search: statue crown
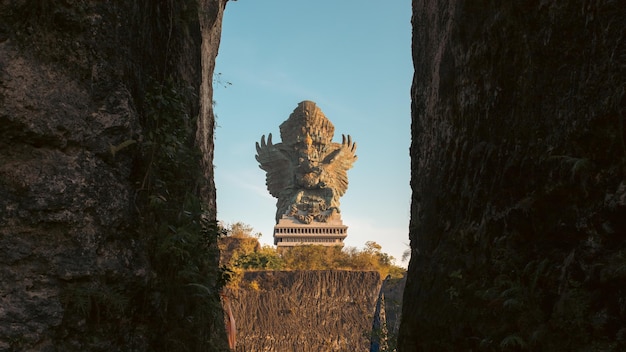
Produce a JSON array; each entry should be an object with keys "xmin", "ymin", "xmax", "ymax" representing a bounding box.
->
[{"xmin": 280, "ymin": 101, "xmax": 334, "ymax": 146}]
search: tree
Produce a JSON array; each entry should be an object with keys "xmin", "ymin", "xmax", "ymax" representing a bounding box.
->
[
  {"xmin": 225, "ymin": 221, "xmax": 257, "ymax": 238},
  {"xmin": 220, "ymin": 227, "xmax": 406, "ymax": 284},
  {"xmin": 233, "ymin": 245, "xmax": 284, "ymax": 270},
  {"xmin": 365, "ymin": 241, "xmax": 383, "ymax": 253},
  {"xmin": 281, "ymin": 245, "xmax": 345, "ymax": 270}
]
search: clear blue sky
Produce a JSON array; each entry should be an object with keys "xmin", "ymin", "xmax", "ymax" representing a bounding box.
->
[{"xmin": 213, "ymin": 0, "xmax": 412, "ymax": 266}]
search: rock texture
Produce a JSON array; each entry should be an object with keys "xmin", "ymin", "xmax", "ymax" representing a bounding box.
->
[
  {"xmin": 0, "ymin": 1, "xmax": 227, "ymax": 350},
  {"xmin": 0, "ymin": 38, "xmax": 142, "ymax": 351},
  {"xmin": 228, "ymin": 270, "xmax": 381, "ymax": 351},
  {"xmin": 400, "ymin": 1, "xmax": 625, "ymax": 351}
]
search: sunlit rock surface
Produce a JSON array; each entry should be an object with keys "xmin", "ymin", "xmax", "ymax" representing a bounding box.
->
[{"xmin": 228, "ymin": 270, "xmax": 381, "ymax": 351}]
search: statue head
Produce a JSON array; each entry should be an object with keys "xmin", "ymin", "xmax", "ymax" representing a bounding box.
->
[{"xmin": 279, "ymin": 100, "xmax": 334, "ymax": 147}]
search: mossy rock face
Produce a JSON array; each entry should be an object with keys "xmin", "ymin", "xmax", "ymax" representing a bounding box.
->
[
  {"xmin": 0, "ymin": 1, "xmax": 229, "ymax": 350},
  {"xmin": 400, "ymin": 1, "xmax": 626, "ymax": 351}
]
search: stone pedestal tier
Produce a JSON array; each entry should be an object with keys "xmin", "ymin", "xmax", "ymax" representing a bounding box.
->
[{"xmin": 273, "ymin": 215, "xmax": 347, "ymax": 248}]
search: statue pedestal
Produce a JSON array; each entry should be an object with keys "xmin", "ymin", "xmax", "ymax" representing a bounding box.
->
[{"xmin": 273, "ymin": 215, "xmax": 347, "ymax": 249}]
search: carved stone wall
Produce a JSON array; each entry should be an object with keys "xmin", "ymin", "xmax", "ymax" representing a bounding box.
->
[
  {"xmin": 228, "ymin": 270, "xmax": 381, "ymax": 351},
  {"xmin": 400, "ymin": 1, "xmax": 625, "ymax": 350}
]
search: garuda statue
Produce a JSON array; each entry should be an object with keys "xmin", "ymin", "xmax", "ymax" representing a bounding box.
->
[{"xmin": 255, "ymin": 101, "xmax": 357, "ymax": 224}]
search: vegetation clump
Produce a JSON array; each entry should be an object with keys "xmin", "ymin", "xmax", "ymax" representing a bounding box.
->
[
  {"xmin": 218, "ymin": 222, "xmax": 406, "ymax": 287},
  {"xmin": 133, "ymin": 78, "xmax": 228, "ymax": 351}
]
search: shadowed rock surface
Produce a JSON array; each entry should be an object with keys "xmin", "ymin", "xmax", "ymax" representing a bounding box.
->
[
  {"xmin": 0, "ymin": 1, "xmax": 228, "ymax": 350},
  {"xmin": 228, "ymin": 270, "xmax": 381, "ymax": 351},
  {"xmin": 400, "ymin": 1, "xmax": 626, "ymax": 351}
]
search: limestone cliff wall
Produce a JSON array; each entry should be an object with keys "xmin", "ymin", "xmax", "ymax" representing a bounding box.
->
[
  {"xmin": 400, "ymin": 1, "xmax": 625, "ymax": 351},
  {"xmin": 0, "ymin": 1, "xmax": 227, "ymax": 350},
  {"xmin": 228, "ymin": 270, "xmax": 381, "ymax": 351}
]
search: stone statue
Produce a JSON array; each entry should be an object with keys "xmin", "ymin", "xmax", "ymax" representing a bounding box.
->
[{"xmin": 256, "ymin": 101, "xmax": 357, "ymax": 224}]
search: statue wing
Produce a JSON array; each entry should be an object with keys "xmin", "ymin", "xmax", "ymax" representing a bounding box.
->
[
  {"xmin": 322, "ymin": 134, "xmax": 357, "ymax": 198},
  {"xmin": 255, "ymin": 133, "xmax": 293, "ymax": 198}
]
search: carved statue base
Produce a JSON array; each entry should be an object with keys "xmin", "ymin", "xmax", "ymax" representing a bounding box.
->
[{"xmin": 273, "ymin": 214, "xmax": 348, "ymax": 249}]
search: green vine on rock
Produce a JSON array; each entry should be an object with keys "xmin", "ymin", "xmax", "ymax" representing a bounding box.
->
[{"xmin": 136, "ymin": 77, "xmax": 228, "ymax": 351}]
